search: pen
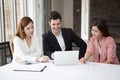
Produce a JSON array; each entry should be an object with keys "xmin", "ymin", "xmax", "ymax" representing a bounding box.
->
[
  {"xmin": 40, "ymin": 66, "xmax": 47, "ymax": 72},
  {"xmin": 13, "ymin": 69, "xmax": 41, "ymax": 72}
]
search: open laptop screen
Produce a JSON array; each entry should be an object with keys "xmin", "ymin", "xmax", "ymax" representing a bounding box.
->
[{"xmin": 53, "ymin": 51, "xmax": 79, "ymax": 66}]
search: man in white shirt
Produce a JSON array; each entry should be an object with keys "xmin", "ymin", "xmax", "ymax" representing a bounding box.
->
[{"xmin": 42, "ymin": 11, "xmax": 87, "ymax": 59}]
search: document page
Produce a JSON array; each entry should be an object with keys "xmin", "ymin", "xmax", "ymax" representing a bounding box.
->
[{"xmin": 13, "ymin": 63, "xmax": 47, "ymax": 72}]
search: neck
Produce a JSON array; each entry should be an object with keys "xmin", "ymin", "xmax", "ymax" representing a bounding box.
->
[
  {"xmin": 97, "ymin": 36, "xmax": 103, "ymax": 47},
  {"xmin": 98, "ymin": 36, "xmax": 103, "ymax": 42},
  {"xmin": 55, "ymin": 32, "xmax": 60, "ymax": 36},
  {"xmin": 25, "ymin": 36, "xmax": 32, "ymax": 47},
  {"xmin": 52, "ymin": 30, "xmax": 61, "ymax": 36},
  {"xmin": 25, "ymin": 36, "xmax": 31, "ymax": 40}
]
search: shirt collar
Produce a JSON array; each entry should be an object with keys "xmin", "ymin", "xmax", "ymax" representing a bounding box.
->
[{"xmin": 52, "ymin": 29, "xmax": 62, "ymax": 37}]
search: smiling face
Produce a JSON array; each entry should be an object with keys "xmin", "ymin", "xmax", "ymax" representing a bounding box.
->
[
  {"xmin": 49, "ymin": 19, "xmax": 61, "ymax": 35},
  {"xmin": 91, "ymin": 26, "xmax": 103, "ymax": 39},
  {"xmin": 24, "ymin": 22, "xmax": 34, "ymax": 38}
]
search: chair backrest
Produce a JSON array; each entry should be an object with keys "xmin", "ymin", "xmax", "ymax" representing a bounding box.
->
[
  {"xmin": 0, "ymin": 41, "xmax": 12, "ymax": 66},
  {"xmin": 116, "ymin": 43, "xmax": 120, "ymax": 62}
]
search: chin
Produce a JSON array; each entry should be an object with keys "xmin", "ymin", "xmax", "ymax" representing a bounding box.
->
[
  {"xmin": 92, "ymin": 36, "xmax": 96, "ymax": 39},
  {"xmin": 29, "ymin": 34, "xmax": 33, "ymax": 37}
]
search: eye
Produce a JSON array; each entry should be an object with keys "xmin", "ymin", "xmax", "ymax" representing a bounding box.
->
[
  {"xmin": 57, "ymin": 23, "xmax": 60, "ymax": 25},
  {"xmin": 51, "ymin": 23, "xmax": 55, "ymax": 26},
  {"xmin": 26, "ymin": 27, "xmax": 30, "ymax": 30},
  {"xmin": 31, "ymin": 26, "xmax": 34, "ymax": 29}
]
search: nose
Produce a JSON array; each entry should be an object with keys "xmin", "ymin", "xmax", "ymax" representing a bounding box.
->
[
  {"xmin": 54, "ymin": 25, "xmax": 58, "ymax": 29},
  {"xmin": 30, "ymin": 28, "xmax": 34, "ymax": 32}
]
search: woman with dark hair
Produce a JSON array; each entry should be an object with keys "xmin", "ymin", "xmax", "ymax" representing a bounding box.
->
[
  {"xmin": 12, "ymin": 16, "xmax": 49, "ymax": 63},
  {"xmin": 80, "ymin": 20, "xmax": 119, "ymax": 64}
]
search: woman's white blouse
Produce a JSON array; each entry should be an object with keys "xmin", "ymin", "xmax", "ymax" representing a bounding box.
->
[{"xmin": 12, "ymin": 35, "xmax": 42, "ymax": 62}]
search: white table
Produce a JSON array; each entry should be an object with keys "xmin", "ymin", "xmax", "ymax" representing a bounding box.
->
[{"xmin": 0, "ymin": 61, "xmax": 120, "ymax": 80}]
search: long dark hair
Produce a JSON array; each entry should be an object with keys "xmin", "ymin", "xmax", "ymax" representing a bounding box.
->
[{"xmin": 92, "ymin": 20, "xmax": 111, "ymax": 37}]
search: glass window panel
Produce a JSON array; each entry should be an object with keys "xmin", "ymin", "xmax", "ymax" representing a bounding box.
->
[{"xmin": 3, "ymin": 0, "xmax": 21, "ymax": 42}]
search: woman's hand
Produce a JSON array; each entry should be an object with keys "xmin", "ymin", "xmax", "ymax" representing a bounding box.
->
[
  {"xmin": 15, "ymin": 56, "xmax": 21, "ymax": 62},
  {"xmin": 41, "ymin": 56, "xmax": 50, "ymax": 62},
  {"xmin": 36, "ymin": 56, "xmax": 50, "ymax": 62},
  {"xmin": 80, "ymin": 57, "xmax": 86, "ymax": 64}
]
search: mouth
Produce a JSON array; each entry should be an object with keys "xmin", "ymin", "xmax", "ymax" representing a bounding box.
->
[
  {"xmin": 92, "ymin": 35, "xmax": 96, "ymax": 38},
  {"xmin": 29, "ymin": 33, "xmax": 33, "ymax": 35}
]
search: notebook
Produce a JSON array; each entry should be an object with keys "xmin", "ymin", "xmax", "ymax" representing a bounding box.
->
[
  {"xmin": 13, "ymin": 62, "xmax": 47, "ymax": 72},
  {"xmin": 53, "ymin": 51, "xmax": 79, "ymax": 66}
]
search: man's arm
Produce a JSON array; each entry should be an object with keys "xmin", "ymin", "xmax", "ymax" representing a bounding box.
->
[
  {"xmin": 71, "ymin": 29, "xmax": 87, "ymax": 59},
  {"xmin": 42, "ymin": 34, "xmax": 54, "ymax": 59}
]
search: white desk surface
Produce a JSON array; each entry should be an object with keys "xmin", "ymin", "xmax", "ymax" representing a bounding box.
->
[{"xmin": 0, "ymin": 61, "xmax": 120, "ymax": 80}]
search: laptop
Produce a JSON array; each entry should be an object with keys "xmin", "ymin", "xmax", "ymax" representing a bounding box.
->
[{"xmin": 53, "ymin": 51, "xmax": 79, "ymax": 66}]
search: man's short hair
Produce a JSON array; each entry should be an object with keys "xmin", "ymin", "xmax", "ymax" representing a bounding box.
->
[{"xmin": 49, "ymin": 11, "xmax": 62, "ymax": 21}]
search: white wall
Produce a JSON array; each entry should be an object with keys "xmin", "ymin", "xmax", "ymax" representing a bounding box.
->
[
  {"xmin": 52, "ymin": 0, "xmax": 90, "ymax": 42},
  {"xmin": 26, "ymin": 0, "xmax": 34, "ymax": 20},
  {"xmin": 81, "ymin": 0, "xmax": 90, "ymax": 41},
  {"xmin": 20, "ymin": 0, "xmax": 90, "ymax": 50},
  {"xmin": 52, "ymin": 0, "xmax": 73, "ymax": 29},
  {"xmin": 20, "ymin": 0, "xmax": 44, "ymax": 53},
  {"xmin": 0, "ymin": 0, "xmax": 4, "ymax": 42},
  {"xmin": 52, "ymin": 0, "xmax": 64, "ymax": 26},
  {"xmin": 34, "ymin": 0, "xmax": 44, "ymax": 53},
  {"xmin": 63, "ymin": 0, "xmax": 73, "ymax": 29}
]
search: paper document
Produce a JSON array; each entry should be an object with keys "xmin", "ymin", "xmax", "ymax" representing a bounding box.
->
[{"xmin": 13, "ymin": 63, "xmax": 47, "ymax": 72}]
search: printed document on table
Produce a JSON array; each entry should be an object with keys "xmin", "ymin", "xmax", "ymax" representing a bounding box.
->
[{"xmin": 13, "ymin": 63, "xmax": 46, "ymax": 72}]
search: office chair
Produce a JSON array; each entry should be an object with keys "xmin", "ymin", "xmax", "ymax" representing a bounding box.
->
[
  {"xmin": 116, "ymin": 43, "xmax": 120, "ymax": 62},
  {"xmin": 0, "ymin": 41, "xmax": 13, "ymax": 66}
]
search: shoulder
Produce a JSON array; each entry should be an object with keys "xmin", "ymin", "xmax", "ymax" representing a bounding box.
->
[
  {"xmin": 61, "ymin": 28, "xmax": 72, "ymax": 31},
  {"xmin": 13, "ymin": 36, "xmax": 24, "ymax": 44},
  {"xmin": 61, "ymin": 28, "xmax": 74, "ymax": 35},
  {"xmin": 104, "ymin": 36, "xmax": 116, "ymax": 49},
  {"xmin": 14, "ymin": 36, "xmax": 23, "ymax": 42},
  {"xmin": 106, "ymin": 36, "xmax": 114, "ymax": 40},
  {"xmin": 42, "ymin": 30, "xmax": 52, "ymax": 37},
  {"xmin": 105, "ymin": 36, "xmax": 115, "ymax": 44}
]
